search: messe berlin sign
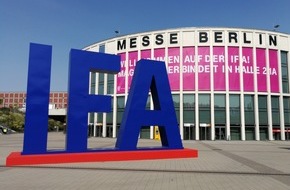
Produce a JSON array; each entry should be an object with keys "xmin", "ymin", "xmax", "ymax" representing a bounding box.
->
[{"xmin": 6, "ymin": 43, "xmax": 197, "ymax": 166}]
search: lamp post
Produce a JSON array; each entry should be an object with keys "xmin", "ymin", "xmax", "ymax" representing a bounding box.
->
[
  {"xmin": 115, "ymin": 30, "xmax": 119, "ymax": 37},
  {"xmin": 273, "ymin": 25, "xmax": 280, "ymax": 31}
]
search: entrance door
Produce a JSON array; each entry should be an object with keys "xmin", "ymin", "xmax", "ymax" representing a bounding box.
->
[
  {"xmin": 183, "ymin": 124, "xmax": 195, "ymax": 140},
  {"xmin": 106, "ymin": 125, "xmax": 113, "ymax": 137},
  {"xmin": 259, "ymin": 127, "xmax": 268, "ymax": 140},
  {"xmin": 95, "ymin": 125, "xmax": 103, "ymax": 137},
  {"xmin": 285, "ymin": 128, "xmax": 290, "ymax": 140},
  {"xmin": 88, "ymin": 124, "xmax": 94, "ymax": 137},
  {"xmin": 245, "ymin": 127, "xmax": 255, "ymax": 140},
  {"xmin": 273, "ymin": 128, "xmax": 281, "ymax": 140},
  {"xmin": 215, "ymin": 126, "xmax": 226, "ymax": 140},
  {"xmin": 199, "ymin": 124, "xmax": 211, "ymax": 140}
]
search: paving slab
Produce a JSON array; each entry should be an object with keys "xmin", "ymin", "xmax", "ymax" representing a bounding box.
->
[{"xmin": 0, "ymin": 132, "xmax": 289, "ymax": 190}]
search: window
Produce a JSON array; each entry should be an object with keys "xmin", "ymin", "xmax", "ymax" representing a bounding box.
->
[
  {"xmin": 107, "ymin": 74, "xmax": 114, "ymax": 94},
  {"xmin": 117, "ymin": 96, "xmax": 125, "ymax": 124},
  {"xmin": 90, "ymin": 72, "xmax": 96, "ymax": 94},
  {"xmin": 283, "ymin": 97, "xmax": 290, "ymax": 126},
  {"xmin": 183, "ymin": 94, "xmax": 195, "ymax": 123},
  {"xmin": 244, "ymin": 95, "xmax": 255, "ymax": 125},
  {"xmin": 215, "ymin": 94, "xmax": 226, "ymax": 125},
  {"xmin": 199, "ymin": 94, "xmax": 210, "ymax": 124},
  {"xmin": 281, "ymin": 51, "xmax": 289, "ymax": 93},
  {"xmin": 172, "ymin": 95, "xmax": 180, "ymax": 123},
  {"xmin": 99, "ymin": 44, "xmax": 105, "ymax": 53},
  {"xmin": 98, "ymin": 73, "xmax": 104, "ymax": 95},
  {"xmin": 230, "ymin": 95, "xmax": 240, "ymax": 125},
  {"xmin": 106, "ymin": 97, "xmax": 114, "ymax": 125},
  {"xmin": 271, "ymin": 96, "xmax": 280, "ymax": 125},
  {"xmin": 89, "ymin": 112, "xmax": 95, "ymax": 123},
  {"xmin": 258, "ymin": 96, "xmax": 268, "ymax": 125}
]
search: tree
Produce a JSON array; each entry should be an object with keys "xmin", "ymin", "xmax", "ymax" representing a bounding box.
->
[
  {"xmin": 48, "ymin": 119, "xmax": 64, "ymax": 131},
  {"xmin": 0, "ymin": 108, "xmax": 25, "ymax": 132},
  {"xmin": 0, "ymin": 108, "xmax": 65, "ymax": 132}
]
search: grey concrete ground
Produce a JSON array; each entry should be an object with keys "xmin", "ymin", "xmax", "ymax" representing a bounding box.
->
[{"xmin": 0, "ymin": 132, "xmax": 290, "ymax": 190}]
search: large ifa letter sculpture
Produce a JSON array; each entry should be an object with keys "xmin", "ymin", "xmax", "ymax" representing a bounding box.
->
[{"xmin": 6, "ymin": 43, "xmax": 197, "ymax": 166}]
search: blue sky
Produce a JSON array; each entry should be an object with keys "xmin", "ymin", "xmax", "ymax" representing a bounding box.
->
[{"xmin": 1, "ymin": 0, "xmax": 290, "ymax": 91}]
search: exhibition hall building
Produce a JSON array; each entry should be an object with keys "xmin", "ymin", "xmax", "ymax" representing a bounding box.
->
[{"xmin": 84, "ymin": 27, "xmax": 290, "ymax": 141}]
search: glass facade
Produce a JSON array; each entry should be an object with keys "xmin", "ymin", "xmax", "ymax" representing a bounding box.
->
[
  {"xmin": 172, "ymin": 95, "xmax": 180, "ymax": 123},
  {"xmin": 116, "ymin": 96, "xmax": 125, "ymax": 137},
  {"xmin": 89, "ymin": 72, "xmax": 96, "ymax": 125},
  {"xmin": 271, "ymin": 96, "xmax": 280, "ymax": 126},
  {"xmin": 183, "ymin": 94, "xmax": 195, "ymax": 140},
  {"xmin": 230, "ymin": 95, "xmax": 241, "ymax": 140},
  {"xmin": 244, "ymin": 95, "xmax": 255, "ymax": 140},
  {"xmin": 117, "ymin": 97, "xmax": 125, "ymax": 125},
  {"xmin": 258, "ymin": 95, "xmax": 268, "ymax": 140},
  {"xmin": 214, "ymin": 95, "xmax": 226, "ymax": 125},
  {"xmin": 281, "ymin": 51, "xmax": 289, "ymax": 93},
  {"xmin": 284, "ymin": 97, "xmax": 290, "ymax": 140},
  {"xmin": 139, "ymin": 96, "xmax": 151, "ymax": 139},
  {"xmin": 183, "ymin": 94, "xmax": 195, "ymax": 124},
  {"xmin": 272, "ymin": 96, "xmax": 280, "ymax": 140},
  {"xmin": 230, "ymin": 95, "xmax": 240, "ymax": 126},
  {"xmin": 97, "ymin": 73, "xmax": 104, "ymax": 124},
  {"xmin": 283, "ymin": 97, "xmax": 290, "ymax": 126},
  {"xmin": 244, "ymin": 95, "xmax": 255, "ymax": 125},
  {"xmin": 199, "ymin": 94, "xmax": 211, "ymax": 140},
  {"xmin": 214, "ymin": 94, "xmax": 226, "ymax": 140}
]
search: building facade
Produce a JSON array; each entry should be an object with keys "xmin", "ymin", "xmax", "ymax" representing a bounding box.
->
[
  {"xmin": 83, "ymin": 27, "xmax": 290, "ymax": 141},
  {"xmin": 0, "ymin": 92, "xmax": 67, "ymax": 110}
]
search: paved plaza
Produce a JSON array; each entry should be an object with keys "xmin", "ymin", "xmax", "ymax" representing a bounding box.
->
[{"xmin": 0, "ymin": 132, "xmax": 290, "ymax": 190}]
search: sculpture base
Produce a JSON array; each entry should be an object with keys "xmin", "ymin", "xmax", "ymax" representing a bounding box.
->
[{"xmin": 6, "ymin": 148, "xmax": 198, "ymax": 166}]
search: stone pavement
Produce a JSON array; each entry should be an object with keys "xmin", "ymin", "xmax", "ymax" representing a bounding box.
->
[{"xmin": 0, "ymin": 132, "xmax": 290, "ymax": 190}]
